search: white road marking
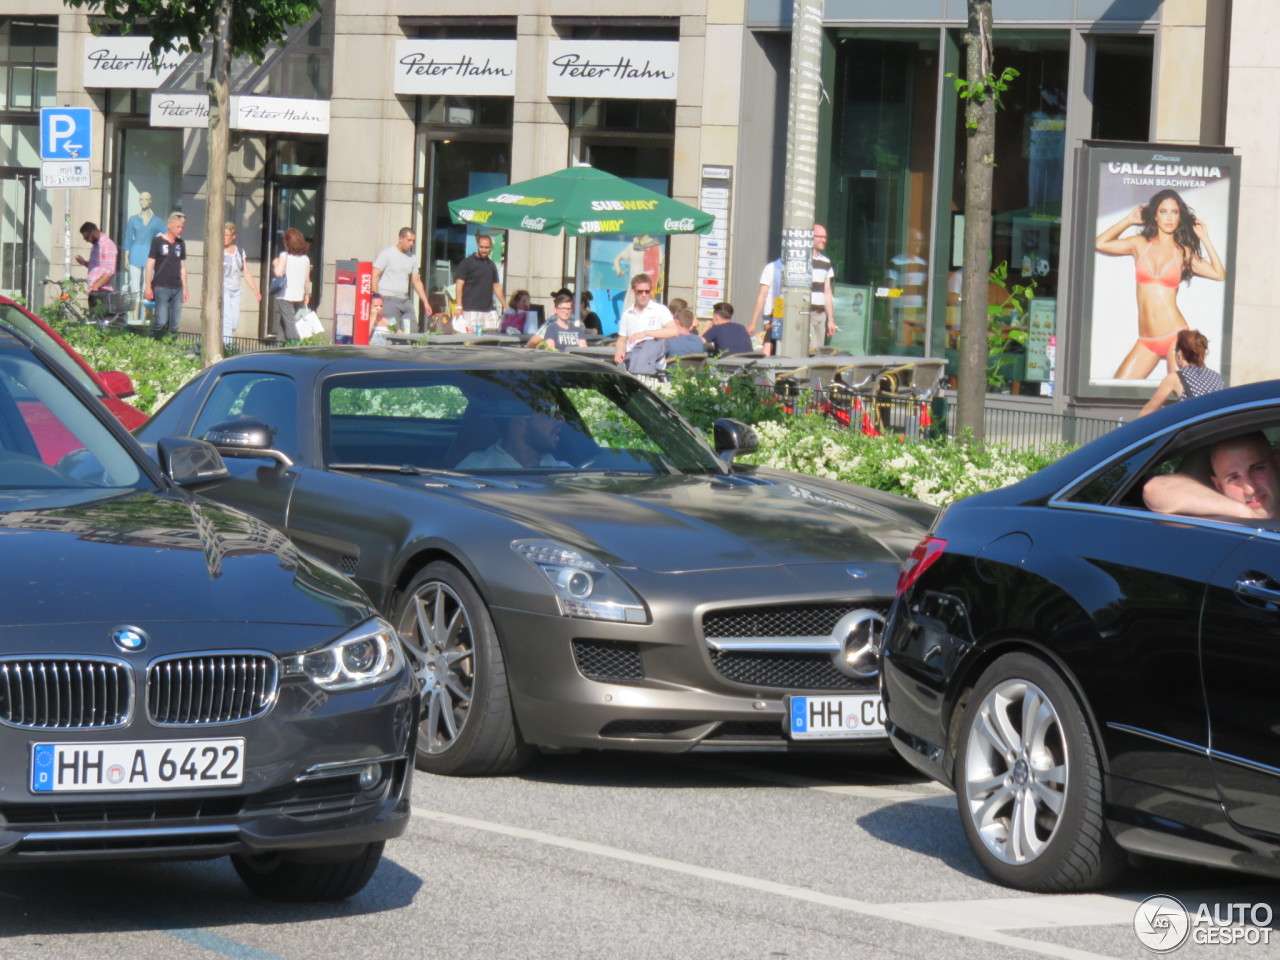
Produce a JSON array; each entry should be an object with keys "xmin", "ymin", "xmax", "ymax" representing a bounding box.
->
[
  {"xmin": 887, "ymin": 894, "xmax": 1141, "ymax": 930},
  {"xmin": 414, "ymin": 807, "xmax": 1124, "ymax": 960},
  {"xmin": 689, "ymin": 760, "xmax": 954, "ymax": 801}
]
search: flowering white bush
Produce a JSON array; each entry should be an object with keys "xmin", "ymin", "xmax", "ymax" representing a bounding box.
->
[{"xmin": 734, "ymin": 415, "xmax": 1066, "ymax": 506}]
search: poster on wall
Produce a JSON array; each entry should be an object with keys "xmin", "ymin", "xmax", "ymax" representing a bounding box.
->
[{"xmin": 1074, "ymin": 143, "xmax": 1238, "ymax": 400}]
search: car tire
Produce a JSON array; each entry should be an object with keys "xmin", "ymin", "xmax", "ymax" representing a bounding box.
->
[
  {"xmin": 396, "ymin": 561, "xmax": 534, "ymax": 776},
  {"xmin": 231, "ymin": 842, "xmax": 384, "ymax": 902},
  {"xmin": 955, "ymin": 652, "xmax": 1124, "ymax": 892}
]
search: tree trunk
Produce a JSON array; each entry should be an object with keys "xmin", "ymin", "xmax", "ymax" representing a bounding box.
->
[
  {"xmin": 201, "ymin": 0, "xmax": 232, "ymax": 367},
  {"xmin": 955, "ymin": 0, "xmax": 995, "ymax": 442}
]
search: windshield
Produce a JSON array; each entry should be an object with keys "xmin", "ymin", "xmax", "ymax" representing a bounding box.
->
[
  {"xmin": 323, "ymin": 368, "xmax": 726, "ymax": 476},
  {"xmin": 0, "ymin": 343, "xmax": 149, "ymax": 502},
  {"xmin": 0, "ymin": 303, "xmax": 106, "ymax": 399}
]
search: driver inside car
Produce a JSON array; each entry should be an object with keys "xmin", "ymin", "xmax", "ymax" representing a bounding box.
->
[
  {"xmin": 1143, "ymin": 430, "xmax": 1280, "ymax": 520},
  {"xmin": 455, "ymin": 400, "xmax": 575, "ymax": 471}
]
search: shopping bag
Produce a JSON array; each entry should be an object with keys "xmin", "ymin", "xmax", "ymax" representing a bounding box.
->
[{"xmin": 294, "ymin": 309, "xmax": 323, "ymax": 339}]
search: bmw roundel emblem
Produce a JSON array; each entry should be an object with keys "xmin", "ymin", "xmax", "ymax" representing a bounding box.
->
[{"xmin": 111, "ymin": 626, "xmax": 147, "ymax": 652}]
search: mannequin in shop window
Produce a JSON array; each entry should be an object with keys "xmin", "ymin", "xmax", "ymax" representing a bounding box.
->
[{"xmin": 122, "ymin": 191, "xmax": 166, "ymax": 323}]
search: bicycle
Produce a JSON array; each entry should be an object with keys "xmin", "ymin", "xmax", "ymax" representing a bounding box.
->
[{"xmin": 43, "ymin": 277, "xmax": 134, "ymax": 328}]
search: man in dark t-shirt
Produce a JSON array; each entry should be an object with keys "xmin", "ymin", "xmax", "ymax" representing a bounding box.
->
[
  {"xmin": 453, "ymin": 235, "xmax": 506, "ymax": 333},
  {"xmin": 144, "ymin": 211, "xmax": 187, "ymax": 339},
  {"xmin": 702, "ymin": 301, "xmax": 753, "ymax": 357}
]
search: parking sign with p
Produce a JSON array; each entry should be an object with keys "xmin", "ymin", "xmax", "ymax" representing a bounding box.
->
[{"xmin": 40, "ymin": 108, "xmax": 92, "ymax": 161}]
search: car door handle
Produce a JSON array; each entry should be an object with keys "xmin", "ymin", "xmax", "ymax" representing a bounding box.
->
[{"xmin": 1234, "ymin": 576, "xmax": 1280, "ymax": 604}]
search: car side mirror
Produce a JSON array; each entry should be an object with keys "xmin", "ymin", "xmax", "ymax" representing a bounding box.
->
[
  {"xmin": 98, "ymin": 370, "xmax": 136, "ymax": 399},
  {"xmin": 713, "ymin": 418, "xmax": 758, "ymax": 464},
  {"xmin": 203, "ymin": 416, "xmax": 294, "ymax": 467},
  {"xmin": 157, "ymin": 436, "xmax": 230, "ymax": 487}
]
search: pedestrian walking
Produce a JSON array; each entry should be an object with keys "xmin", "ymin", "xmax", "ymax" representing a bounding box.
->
[
  {"xmin": 222, "ymin": 222, "xmax": 261, "ymax": 346},
  {"xmin": 453, "ymin": 234, "xmax": 506, "ymax": 333},
  {"xmin": 76, "ymin": 221, "xmax": 117, "ymax": 320},
  {"xmin": 271, "ymin": 227, "xmax": 311, "ymax": 342},
  {"xmin": 372, "ymin": 227, "xmax": 430, "ymax": 333},
  {"xmin": 143, "ymin": 211, "xmax": 187, "ymax": 338}
]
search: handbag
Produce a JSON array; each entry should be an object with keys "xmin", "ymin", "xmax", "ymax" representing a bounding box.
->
[
  {"xmin": 294, "ymin": 308, "xmax": 323, "ymax": 339},
  {"xmin": 269, "ymin": 275, "xmax": 286, "ymax": 296}
]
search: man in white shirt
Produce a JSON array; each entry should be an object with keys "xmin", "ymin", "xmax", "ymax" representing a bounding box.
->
[{"xmin": 613, "ymin": 273, "xmax": 674, "ymax": 374}]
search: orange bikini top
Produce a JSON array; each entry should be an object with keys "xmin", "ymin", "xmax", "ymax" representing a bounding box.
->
[{"xmin": 1135, "ymin": 241, "xmax": 1181, "ymax": 288}]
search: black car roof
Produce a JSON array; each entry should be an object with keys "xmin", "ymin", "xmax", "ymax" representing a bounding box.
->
[
  {"xmin": 958, "ymin": 379, "xmax": 1280, "ymax": 506},
  {"xmin": 215, "ymin": 344, "xmax": 616, "ymax": 377}
]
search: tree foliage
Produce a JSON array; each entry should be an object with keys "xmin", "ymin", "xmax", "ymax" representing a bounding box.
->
[{"xmin": 62, "ymin": 0, "xmax": 321, "ymax": 62}]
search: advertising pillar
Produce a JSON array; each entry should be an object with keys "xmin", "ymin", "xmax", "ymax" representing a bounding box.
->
[{"xmin": 334, "ymin": 259, "xmax": 373, "ymax": 344}]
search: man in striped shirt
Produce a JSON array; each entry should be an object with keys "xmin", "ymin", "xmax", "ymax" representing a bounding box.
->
[{"xmin": 78, "ymin": 221, "xmax": 118, "ymax": 320}]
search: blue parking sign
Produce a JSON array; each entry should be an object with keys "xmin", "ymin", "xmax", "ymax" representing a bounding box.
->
[{"xmin": 40, "ymin": 107, "xmax": 92, "ymax": 161}]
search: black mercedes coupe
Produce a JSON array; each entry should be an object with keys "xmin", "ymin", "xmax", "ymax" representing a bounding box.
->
[
  {"xmin": 883, "ymin": 379, "xmax": 1280, "ymax": 891},
  {"xmin": 137, "ymin": 346, "xmax": 936, "ymax": 776},
  {"xmin": 0, "ymin": 323, "xmax": 417, "ymax": 901}
]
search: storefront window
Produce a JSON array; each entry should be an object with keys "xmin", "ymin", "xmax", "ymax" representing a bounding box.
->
[
  {"xmin": 112, "ymin": 127, "xmax": 182, "ymax": 318},
  {"xmin": 944, "ymin": 33, "xmax": 1069, "ymax": 396},
  {"xmin": 420, "ymin": 96, "xmax": 512, "ymax": 316},
  {"xmin": 826, "ymin": 32, "xmax": 940, "ymax": 358},
  {"xmin": 0, "ymin": 19, "xmax": 56, "ymax": 112}
]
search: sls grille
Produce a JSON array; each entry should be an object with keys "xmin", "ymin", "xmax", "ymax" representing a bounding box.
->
[
  {"xmin": 709, "ymin": 650, "xmax": 875, "ymax": 691},
  {"xmin": 703, "ymin": 603, "xmax": 890, "ymax": 640},
  {"xmin": 0, "ymin": 658, "xmax": 130, "ymax": 729},
  {"xmin": 147, "ymin": 654, "xmax": 277, "ymax": 725},
  {"xmin": 572, "ymin": 641, "xmax": 644, "ymax": 684}
]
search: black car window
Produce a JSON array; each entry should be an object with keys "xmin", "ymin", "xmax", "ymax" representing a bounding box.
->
[
  {"xmin": 0, "ymin": 303, "xmax": 105, "ymax": 398},
  {"xmin": 192, "ymin": 372, "xmax": 298, "ymax": 459},
  {"xmin": 1064, "ymin": 441, "xmax": 1161, "ymax": 507},
  {"xmin": 320, "ymin": 369, "xmax": 726, "ymax": 475}
]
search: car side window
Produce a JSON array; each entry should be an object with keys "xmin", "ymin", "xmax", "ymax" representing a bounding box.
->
[
  {"xmin": 1065, "ymin": 442, "xmax": 1160, "ymax": 507},
  {"xmin": 193, "ymin": 372, "xmax": 298, "ymax": 459}
]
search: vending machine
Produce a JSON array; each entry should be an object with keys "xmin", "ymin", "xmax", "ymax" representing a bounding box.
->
[{"xmin": 333, "ymin": 259, "xmax": 373, "ymax": 344}]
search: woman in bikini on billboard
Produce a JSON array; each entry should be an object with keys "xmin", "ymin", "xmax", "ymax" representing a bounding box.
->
[{"xmin": 1095, "ymin": 188, "xmax": 1226, "ymax": 379}]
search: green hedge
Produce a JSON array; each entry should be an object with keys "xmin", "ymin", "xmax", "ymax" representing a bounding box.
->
[{"xmin": 46, "ymin": 323, "xmax": 1067, "ymax": 507}]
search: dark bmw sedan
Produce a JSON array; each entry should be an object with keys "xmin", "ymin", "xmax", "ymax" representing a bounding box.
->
[
  {"xmin": 136, "ymin": 346, "xmax": 935, "ymax": 777},
  {"xmin": 0, "ymin": 323, "xmax": 417, "ymax": 901},
  {"xmin": 883, "ymin": 379, "xmax": 1280, "ymax": 891}
]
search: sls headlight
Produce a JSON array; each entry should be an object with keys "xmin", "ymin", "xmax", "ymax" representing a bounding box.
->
[
  {"xmin": 282, "ymin": 617, "xmax": 403, "ymax": 691},
  {"xmin": 514, "ymin": 539, "xmax": 648, "ymax": 623}
]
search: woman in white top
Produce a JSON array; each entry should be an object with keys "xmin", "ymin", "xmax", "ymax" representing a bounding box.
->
[{"xmin": 271, "ymin": 227, "xmax": 312, "ymax": 341}]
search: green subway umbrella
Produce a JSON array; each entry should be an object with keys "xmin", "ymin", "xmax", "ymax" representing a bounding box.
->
[
  {"xmin": 448, "ymin": 164, "xmax": 715, "ymax": 237},
  {"xmin": 449, "ymin": 165, "xmax": 714, "ymax": 313}
]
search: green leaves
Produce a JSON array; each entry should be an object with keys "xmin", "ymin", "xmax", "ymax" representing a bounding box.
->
[
  {"xmin": 64, "ymin": 0, "xmax": 322, "ymax": 63},
  {"xmin": 947, "ymin": 66, "xmax": 1020, "ymax": 130}
]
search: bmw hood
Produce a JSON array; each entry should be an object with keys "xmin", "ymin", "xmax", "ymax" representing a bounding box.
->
[
  {"xmin": 0, "ymin": 492, "xmax": 372, "ymax": 627},
  {"xmin": 436, "ymin": 469, "xmax": 933, "ymax": 573}
]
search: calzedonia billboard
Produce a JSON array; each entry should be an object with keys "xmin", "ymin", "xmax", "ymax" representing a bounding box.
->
[{"xmin": 1073, "ymin": 142, "xmax": 1239, "ymax": 400}]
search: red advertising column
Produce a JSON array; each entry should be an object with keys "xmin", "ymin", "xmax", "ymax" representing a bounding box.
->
[{"xmin": 334, "ymin": 259, "xmax": 373, "ymax": 344}]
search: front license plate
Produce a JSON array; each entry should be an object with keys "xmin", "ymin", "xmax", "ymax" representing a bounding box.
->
[
  {"xmin": 31, "ymin": 738, "xmax": 245, "ymax": 793},
  {"xmin": 788, "ymin": 695, "xmax": 886, "ymax": 740}
]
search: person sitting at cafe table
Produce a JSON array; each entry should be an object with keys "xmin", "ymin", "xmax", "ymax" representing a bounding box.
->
[
  {"xmin": 701, "ymin": 301, "xmax": 753, "ymax": 357},
  {"xmin": 527, "ymin": 294, "xmax": 588, "ymax": 351}
]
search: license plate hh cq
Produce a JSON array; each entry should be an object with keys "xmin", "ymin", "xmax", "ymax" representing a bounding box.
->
[{"xmin": 788, "ymin": 695, "xmax": 886, "ymax": 740}]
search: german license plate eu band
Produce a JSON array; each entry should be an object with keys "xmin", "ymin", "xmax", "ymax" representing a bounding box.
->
[
  {"xmin": 31, "ymin": 738, "xmax": 245, "ymax": 792},
  {"xmin": 788, "ymin": 694, "xmax": 885, "ymax": 739}
]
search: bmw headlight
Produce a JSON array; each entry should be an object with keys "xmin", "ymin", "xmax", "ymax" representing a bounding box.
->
[
  {"xmin": 514, "ymin": 539, "xmax": 647, "ymax": 623},
  {"xmin": 282, "ymin": 617, "xmax": 403, "ymax": 691}
]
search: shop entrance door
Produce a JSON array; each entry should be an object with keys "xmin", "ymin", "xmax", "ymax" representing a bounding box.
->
[
  {"xmin": 263, "ymin": 177, "xmax": 324, "ymax": 334},
  {"xmin": 0, "ymin": 169, "xmax": 45, "ymax": 306}
]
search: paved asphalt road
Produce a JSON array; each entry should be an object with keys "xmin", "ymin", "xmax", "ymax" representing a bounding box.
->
[{"xmin": 1, "ymin": 751, "xmax": 1277, "ymax": 960}]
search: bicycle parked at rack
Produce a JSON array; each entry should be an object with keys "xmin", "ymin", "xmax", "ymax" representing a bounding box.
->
[{"xmin": 43, "ymin": 277, "xmax": 134, "ymax": 327}]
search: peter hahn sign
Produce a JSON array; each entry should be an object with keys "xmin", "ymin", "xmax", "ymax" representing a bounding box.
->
[
  {"xmin": 83, "ymin": 37, "xmax": 183, "ymax": 89},
  {"xmin": 393, "ymin": 40, "xmax": 516, "ymax": 96},
  {"xmin": 545, "ymin": 41, "xmax": 678, "ymax": 99},
  {"xmin": 151, "ymin": 95, "xmax": 329, "ymax": 134}
]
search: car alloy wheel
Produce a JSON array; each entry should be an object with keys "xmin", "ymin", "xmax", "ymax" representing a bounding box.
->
[
  {"xmin": 956, "ymin": 652, "xmax": 1124, "ymax": 891},
  {"xmin": 395, "ymin": 561, "xmax": 533, "ymax": 776}
]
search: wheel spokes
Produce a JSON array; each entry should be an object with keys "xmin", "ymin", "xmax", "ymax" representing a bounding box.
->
[
  {"xmin": 405, "ymin": 580, "xmax": 477, "ymax": 755},
  {"xmin": 964, "ymin": 677, "xmax": 1067, "ymax": 866}
]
